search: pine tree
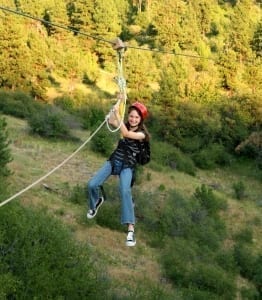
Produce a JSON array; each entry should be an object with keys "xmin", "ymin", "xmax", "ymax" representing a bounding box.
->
[
  {"xmin": 0, "ymin": 117, "xmax": 12, "ymax": 178},
  {"xmin": 251, "ymin": 21, "xmax": 262, "ymax": 58},
  {"xmin": 93, "ymin": 0, "xmax": 122, "ymax": 69},
  {"xmin": 0, "ymin": 15, "xmax": 33, "ymax": 90},
  {"xmin": 124, "ymin": 44, "xmax": 159, "ymax": 102}
]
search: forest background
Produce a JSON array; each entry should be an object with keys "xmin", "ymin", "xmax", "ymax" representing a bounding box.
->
[{"xmin": 0, "ymin": 0, "xmax": 261, "ymax": 299}]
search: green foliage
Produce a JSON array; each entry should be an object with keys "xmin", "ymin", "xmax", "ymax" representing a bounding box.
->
[
  {"xmin": 151, "ymin": 140, "xmax": 196, "ymax": 176},
  {"xmin": 232, "ymin": 181, "xmax": 246, "ymax": 200},
  {"xmin": 80, "ymin": 101, "xmax": 107, "ymax": 130},
  {"xmin": 68, "ymin": 183, "xmax": 86, "ymax": 205},
  {"xmin": 0, "ymin": 117, "xmax": 12, "ymax": 178},
  {"xmin": 90, "ymin": 127, "xmax": 115, "ymax": 157},
  {"xmin": 192, "ymin": 143, "xmax": 232, "ymax": 169},
  {"xmin": 0, "ymin": 204, "xmax": 109, "ymax": 299},
  {"xmin": 95, "ymin": 183, "xmax": 122, "ymax": 231},
  {"xmin": 125, "ymin": 46, "xmax": 159, "ymax": 102},
  {"xmin": 235, "ymin": 131, "xmax": 262, "ymax": 170},
  {"xmin": 0, "ymin": 2, "xmax": 261, "ymax": 298},
  {"xmin": 133, "ymin": 185, "xmax": 235, "ymax": 298},
  {"xmin": 0, "ymin": 90, "xmax": 44, "ymax": 119},
  {"xmin": 194, "ymin": 184, "xmax": 227, "ymax": 216},
  {"xmin": 54, "ymin": 95, "xmax": 76, "ymax": 113},
  {"xmin": 251, "ymin": 21, "xmax": 262, "ymax": 57},
  {"xmin": 162, "ymin": 239, "xmax": 237, "ymax": 299},
  {"xmin": 215, "ymin": 249, "xmax": 238, "ymax": 273},
  {"xmin": 138, "ymin": 186, "xmax": 227, "ymax": 249},
  {"xmin": 234, "ymin": 227, "xmax": 253, "ymax": 244},
  {"xmin": 233, "ymin": 243, "xmax": 261, "ymax": 295},
  {"xmin": 240, "ymin": 286, "xmax": 260, "ymax": 300},
  {"xmin": 28, "ymin": 105, "xmax": 71, "ymax": 139},
  {"xmin": 0, "ymin": 272, "xmax": 21, "ymax": 300},
  {"xmin": 152, "ymin": 92, "xmax": 261, "ymax": 170}
]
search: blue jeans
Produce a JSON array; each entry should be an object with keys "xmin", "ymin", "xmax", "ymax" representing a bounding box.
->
[{"xmin": 87, "ymin": 161, "xmax": 135, "ymax": 225}]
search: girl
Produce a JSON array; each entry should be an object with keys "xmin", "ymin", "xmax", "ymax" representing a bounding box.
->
[{"xmin": 87, "ymin": 101, "xmax": 150, "ymax": 246}]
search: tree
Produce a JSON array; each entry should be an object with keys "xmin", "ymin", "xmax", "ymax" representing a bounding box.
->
[
  {"xmin": 251, "ymin": 21, "xmax": 262, "ymax": 58},
  {"xmin": 226, "ymin": 1, "xmax": 257, "ymax": 61},
  {"xmin": 92, "ymin": 0, "xmax": 122, "ymax": 69},
  {"xmin": 0, "ymin": 15, "xmax": 33, "ymax": 91},
  {"xmin": 150, "ymin": 0, "xmax": 200, "ymax": 51},
  {"xmin": 0, "ymin": 117, "xmax": 12, "ymax": 178},
  {"xmin": 190, "ymin": 0, "xmax": 213, "ymax": 36},
  {"xmin": 66, "ymin": 0, "xmax": 94, "ymax": 35},
  {"xmin": 124, "ymin": 43, "xmax": 159, "ymax": 102},
  {"xmin": 218, "ymin": 49, "xmax": 238, "ymax": 92},
  {"xmin": 154, "ymin": 55, "xmax": 188, "ymax": 112},
  {"xmin": 42, "ymin": 9, "xmax": 56, "ymax": 36}
]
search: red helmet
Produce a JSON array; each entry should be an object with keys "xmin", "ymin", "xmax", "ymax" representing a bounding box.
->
[{"xmin": 130, "ymin": 102, "xmax": 148, "ymax": 120}]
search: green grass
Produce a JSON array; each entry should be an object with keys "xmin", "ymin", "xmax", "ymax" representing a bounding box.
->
[{"xmin": 2, "ymin": 113, "xmax": 262, "ymax": 296}]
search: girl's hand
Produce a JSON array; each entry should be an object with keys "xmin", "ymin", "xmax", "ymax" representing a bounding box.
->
[{"xmin": 113, "ymin": 103, "xmax": 120, "ymax": 118}]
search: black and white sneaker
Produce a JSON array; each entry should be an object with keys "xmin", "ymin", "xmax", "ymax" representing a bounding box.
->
[
  {"xmin": 87, "ymin": 197, "xmax": 104, "ymax": 219},
  {"xmin": 126, "ymin": 230, "xmax": 136, "ymax": 247}
]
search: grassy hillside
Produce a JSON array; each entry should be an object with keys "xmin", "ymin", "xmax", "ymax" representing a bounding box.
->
[{"xmin": 2, "ymin": 113, "xmax": 261, "ymax": 298}]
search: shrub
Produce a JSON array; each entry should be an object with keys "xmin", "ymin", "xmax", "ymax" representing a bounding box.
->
[
  {"xmin": 68, "ymin": 184, "xmax": 86, "ymax": 205},
  {"xmin": 161, "ymin": 239, "xmax": 236, "ymax": 299},
  {"xmin": 90, "ymin": 127, "xmax": 115, "ymax": 157},
  {"xmin": 80, "ymin": 102, "xmax": 107, "ymax": 130},
  {"xmin": 151, "ymin": 141, "xmax": 196, "ymax": 176},
  {"xmin": 54, "ymin": 95, "xmax": 76, "ymax": 113},
  {"xmin": 188, "ymin": 263, "xmax": 236, "ymax": 299},
  {"xmin": 192, "ymin": 143, "xmax": 232, "ymax": 169},
  {"xmin": 194, "ymin": 184, "xmax": 227, "ymax": 215},
  {"xmin": 0, "ymin": 272, "xmax": 21, "ymax": 299},
  {"xmin": 0, "ymin": 117, "xmax": 12, "ymax": 178},
  {"xmin": 96, "ymin": 201, "xmax": 122, "ymax": 231},
  {"xmin": 0, "ymin": 204, "xmax": 109, "ymax": 299},
  {"xmin": 232, "ymin": 181, "xmax": 246, "ymax": 200},
  {"xmin": 233, "ymin": 243, "xmax": 257, "ymax": 280},
  {"xmin": 240, "ymin": 286, "xmax": 260, "ymax": 300},
  {"xmin": 0, "ymin": 90, "xmax": 44, "ymax": 119},
  {"xmin": 235, "ymin": 132, "xmax": 262, "ymax": 164},
  {"xmin": 253, "ymin": 255, "xmax": 262, "ymax": 295},
  {"xmin": 234, "ymin": 227, "xmax": 253, "ymax": 244},
  {"xmin": 215, "ymin": 249, "xmax": 238, "ymax": 273},
  {"xmin": 28, "ymin": 105, "xmax": 71, "ymax": 139}
]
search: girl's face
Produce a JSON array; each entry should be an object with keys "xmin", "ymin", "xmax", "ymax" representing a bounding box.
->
[{"xmin": 128, "ymin": 109, "xmax": 142, "ymax": 128}]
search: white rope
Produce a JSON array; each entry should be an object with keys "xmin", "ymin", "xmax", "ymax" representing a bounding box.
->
[
  {"xmin": 105, "ymin": 95, "xmax": 126, "ymax": 133},
  {"xmin": 106, "ymin": 48, "xmax": 127, "ymax": 133},
  {"xmin": 0, "ymin": 119, "xmax": 106, "ymax": 208}
]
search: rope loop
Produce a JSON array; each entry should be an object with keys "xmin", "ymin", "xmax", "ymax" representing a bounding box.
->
[{"xmin": 106, "ymin": 38, "xmax": 127, "ymax": 133}]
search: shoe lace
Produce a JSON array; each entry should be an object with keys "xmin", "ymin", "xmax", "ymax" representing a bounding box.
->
[{"xmin": 127, "ymin": 231, "xmax": 134, "ymax": 241}]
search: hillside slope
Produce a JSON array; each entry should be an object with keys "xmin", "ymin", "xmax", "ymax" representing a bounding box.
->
[{"xmin": 2, "ymin": 114, "xmax": 262, "ymax": 296}]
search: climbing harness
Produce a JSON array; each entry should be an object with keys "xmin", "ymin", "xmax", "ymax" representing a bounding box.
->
[{"xmin": 106, "ymin": 38, "xmax": 127, "ymax": 133}]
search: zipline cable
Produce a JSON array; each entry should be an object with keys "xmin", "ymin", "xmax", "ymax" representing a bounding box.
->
[
  {"xmin": 0, "ymin": 5, "xmax": 114, "ymax": 46},
  {"xmin": 0, "ymin": 5, "xmax": 214, "ymax": 61},
  {"xmin": 0, "ymin": 119, "xmax": 106, "ymax": 208}
]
